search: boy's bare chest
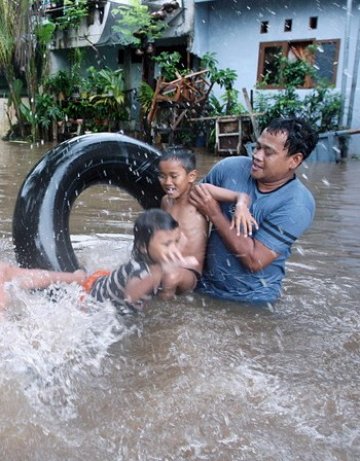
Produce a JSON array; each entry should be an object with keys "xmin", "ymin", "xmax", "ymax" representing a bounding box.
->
[{"xmin": 165, "ymin": 201, "xmax": 195, "ymax": 225}]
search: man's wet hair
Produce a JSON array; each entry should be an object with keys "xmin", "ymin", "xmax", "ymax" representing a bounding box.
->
[
  {"xmin": 158, "ymin": 148, "xmax": 196, "ymax": 172},
  {"xmin": 266, "ymin": 117, "xmax": 319, "ymax": 160}
]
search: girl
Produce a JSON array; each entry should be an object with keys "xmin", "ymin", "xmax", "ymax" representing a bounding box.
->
[
  {"xmin": 0, "ymin": 209, "xmax": 197, "ymax": 313},
  {"xmin": 82, "ymin": 208, "xmax": 197, "ymax": 314}
]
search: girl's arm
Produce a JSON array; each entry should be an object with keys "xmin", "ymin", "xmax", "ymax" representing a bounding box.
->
[
  {"xmin": 197, "ymin": 184, "xmax": 258, "ymax": 237},
  {"xmin": 123, "ymin": 265, "xmax": 163, "ymax": 305},
  {"xmin": 124, "ymin": 255, "xmax": 198, "ymax": 305}
]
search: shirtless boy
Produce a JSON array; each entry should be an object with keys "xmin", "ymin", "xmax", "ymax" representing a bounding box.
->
[
  {"xmin": 158, "ymin": 149, "xmax": 208, "ymax": 299},
  {"xmin": 158, "ymin": 149, "xmax": 257, "ymax": 299}
]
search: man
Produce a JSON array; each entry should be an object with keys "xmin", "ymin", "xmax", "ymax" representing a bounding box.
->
[{"xmin": 189, "ymin": 117, "xmax": 319, "ymax": 304}]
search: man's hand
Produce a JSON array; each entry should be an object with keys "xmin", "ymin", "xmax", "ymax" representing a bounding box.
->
[
  {"xmin": 189, "ymin": 184, "xmax": 221, "ymax": 219},
  {"xmin": 190, "ymin": 185, "xmax": 277, "ymax": 272}
]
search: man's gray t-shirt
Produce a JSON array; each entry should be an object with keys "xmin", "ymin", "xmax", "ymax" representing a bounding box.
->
[{"xmin": 198, "ymin": 156, "xmax": 315, "ymax": 303}]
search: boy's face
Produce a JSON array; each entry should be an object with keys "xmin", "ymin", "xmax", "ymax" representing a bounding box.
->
[{"xmin": 158, "ymin": 159, "xmax": 197, "ymax": 199}]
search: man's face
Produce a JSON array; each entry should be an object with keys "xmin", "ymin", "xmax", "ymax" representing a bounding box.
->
[{"xmin": 251, "ymin": 129, "xmax": 302, "ymax": 186}]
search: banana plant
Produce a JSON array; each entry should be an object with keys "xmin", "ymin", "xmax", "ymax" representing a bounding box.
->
[{"xmin": 89, "ymin": 68, "xmax": 128, "ymax": 131}]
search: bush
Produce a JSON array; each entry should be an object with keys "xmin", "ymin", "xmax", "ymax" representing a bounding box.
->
[{"xmin": 254, "ymin": 83, "xmax": 341, "ymax": 133}]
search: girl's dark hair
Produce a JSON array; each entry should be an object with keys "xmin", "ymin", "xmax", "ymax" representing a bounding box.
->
[
  {"xmin": 132, "ymin": 208, "xmax": 179, "ymax": 261},
  {"xmin": 158, "ymin": 148, "xmax": 196, "ymax": 173},
  {"xmin": 266, "ymin": 117, "xmax": 319, "ymax": 160}
]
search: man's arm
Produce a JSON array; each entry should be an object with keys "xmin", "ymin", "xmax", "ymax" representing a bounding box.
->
[{"xmin": 189, "ymin": 185, "xmax": 278, "ymax": 272}]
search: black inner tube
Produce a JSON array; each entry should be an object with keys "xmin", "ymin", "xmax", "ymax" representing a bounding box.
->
[{"xmin": 12, "ymin": 133, "xmax": 164, "ymax": 271}]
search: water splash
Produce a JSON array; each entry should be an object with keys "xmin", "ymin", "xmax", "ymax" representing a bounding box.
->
[{"xmin": 0, "ymin": 284, "xmax": 135, "ymax": 421}]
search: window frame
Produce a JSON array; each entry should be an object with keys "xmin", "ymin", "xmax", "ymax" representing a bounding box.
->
[{"xmin": 257, "ymin": 38, "xmax": 340, "ymax": 89}]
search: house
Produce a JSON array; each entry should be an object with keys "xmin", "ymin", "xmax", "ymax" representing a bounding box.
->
[
  {"xmin": 0, "ymin": 0, "xmax": 195, "ymax": 137},
  {"xmin": 191, "ymin": 0, "xmax": 360, "ymax": 155},
  {"xmin": 1, "ymin": 0, "xmax": 359, "ymax": 156},
  {"xmin": 43, "ymin": 0, "xmax": 196, "ymax": 132}
]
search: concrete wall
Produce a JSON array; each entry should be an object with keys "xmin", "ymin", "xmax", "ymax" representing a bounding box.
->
[
  {"xmin": 0, "ymin": 99, "xmax": 9, "ymax": 137},
  {"xmin": 192, "ymin": 0, "xmax": 360, "ymax": 155}
]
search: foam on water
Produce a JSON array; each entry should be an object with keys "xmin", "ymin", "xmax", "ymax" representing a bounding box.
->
[{"xmin": 0, "ymin": 282, "xmax": 135, "ymax": 422}]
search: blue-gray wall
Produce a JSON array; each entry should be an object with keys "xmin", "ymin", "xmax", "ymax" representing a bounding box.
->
[{"xmin": 192, "ymin": 0, "xmax": 360, "ymax": 155}]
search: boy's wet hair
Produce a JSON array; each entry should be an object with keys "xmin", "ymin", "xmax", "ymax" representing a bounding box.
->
[
  {"xmin": 266, "ymin": 117, "xmax": 319, "ymax": 160},
  {"xmin": 132, "ymin": 208, "xmax": 179, "ymax": 260},
  {"xmin": 158, "ymin": 148, "xmax": 196, "ymax": 172}
]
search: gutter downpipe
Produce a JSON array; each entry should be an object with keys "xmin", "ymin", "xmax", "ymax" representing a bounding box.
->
[
  {"xmin": 346, "ymin": 14, "xmax": 360, "ymax": 128},
  {"xmin": 340, "ymin": 0, "xmax": 353, "ymax": 128}
]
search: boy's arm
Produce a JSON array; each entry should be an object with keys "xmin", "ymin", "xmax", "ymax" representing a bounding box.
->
[
  {"xmin": 200, "ymin": 183, "xmax": 249, "ymax": 205},
  {"xmin": 198, "ymin": 184, "xmax": 257, "ymax": 237},
  {"xmin": 189, "ymin": 186, "xmax": 277, "ymax": 272},
  {"xmin": 231, "ymin": 197, "xmax": 259, "ymax": 237}
]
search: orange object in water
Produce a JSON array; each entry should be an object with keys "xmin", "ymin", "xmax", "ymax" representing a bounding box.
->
[{"xmin": 81, "ymin": 270, "xmax": 110, "ymax": 293}]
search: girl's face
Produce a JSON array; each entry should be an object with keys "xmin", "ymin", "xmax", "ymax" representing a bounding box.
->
[
  {"xmin": 158, "ymin": 160, "xmax": 196, "ymax": 199},
  {"xmin": 147, "ymin": 227, "xmax": 181, "ymax": 264}
]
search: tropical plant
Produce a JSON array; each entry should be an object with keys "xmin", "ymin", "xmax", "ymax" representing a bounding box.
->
[
  {"xmin": 5, "ymin": 78, "xmax": 26, "ymax": 138},
  {"xmin": 45, "ymin": 63, "xmax": 84, "ymax": 100},
  {"xmin": 152, "ymin": 51, "xmax": 185, "ymax": 81},
  {"xmin": 302, "ymin": 81, "xmax": 342, "ymax": 132},
  {"xmin": 112, "ymin": 0, "xmax": 167, "ymax": 46},
  {"xmin": 88, "ymin": 67, "xmax": 128, "ymax": 131},
  {"xmin": 0, "ymin": 0, "xmax": 26, "ymax": 137},
  {"xmin": 208, "ymin": 90, "xmax": 246, "ymax": 117},
  {"xmin": 137, "ymin": 81, "xmax": 154, "ymax": 115},
  {"xmin": 200, "ymin": 52, "xmax": 241, "ymax": 116},
  {"xmin": 260, "ymin": 49, "xmax": 317, "ymax": 88},
  {"xmin": 55, "ymin": 0, "xmax": 89, "ymax": 31},
  {"xmin": 201, "ymin": 52, "xmax": 238, "ymax": 89},
  {"xmin": 0, "ymin": 0, "xmax": 58, "ymax": 141},
  {"xmin": 254, "ymin": 87, "xmax": 302, "ymax": 128},
  {"xmin": 254, "ymin": 56, "xmax": 342, "ymax": 133},
  {"xmin": 19, "ymin": 93, "xmax": 64, "ymax": 141}
]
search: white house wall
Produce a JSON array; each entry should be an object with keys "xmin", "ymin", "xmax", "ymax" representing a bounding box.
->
[
  {"xmin": 51, "ymin": 1, "xmax": 194, "ymax": 49},
  {"xmin": 192, "ymin": 0, "xmax": 360, "ymax": 155},
  {"xmin": 50, "ymin": 1, "xmax": 131, "ymax": 49},
  {"xmin": 47, "ymin": 0, "xmax": 194, "ymax": 127}
]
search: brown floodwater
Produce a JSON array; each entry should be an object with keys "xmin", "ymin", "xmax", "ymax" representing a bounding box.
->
[{"xmin": 0, "ymin": 138, "xmax": 359, "ymax": 460}]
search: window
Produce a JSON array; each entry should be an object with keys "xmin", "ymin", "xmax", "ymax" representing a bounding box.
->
[
  {"xmin": 257, "ymin": 39, "xmax": 340, "ymax": 88},
  {"xmin": 257, "ymin": 43, "xmax": 287, "ymax": 86},
  {"xmin": 284, "ymin": 19, "xmax": 292, "ymax": 32},
  {"xmin": 309, "ymin": 16, "xmax": 318, "ymax": 30},
  {"xmin": 313, "ymin": 40, "xmax": 339, "ymax": 84},
  {"xmin": 260, "ymin": 21, "xmax": 269, "ymax": 34}
]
